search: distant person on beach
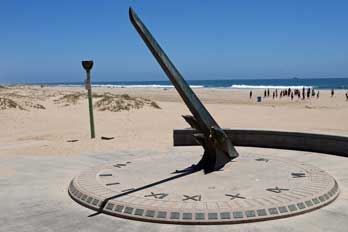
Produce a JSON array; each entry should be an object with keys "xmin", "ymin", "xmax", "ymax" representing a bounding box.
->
[
  {"xmin": 307, "ymin": 88, "xmax": 310, "ymax": 98},
  {"xmin": 346, "ymin": 92, "xmax": 348, "ymax": 101},
  {"xmin": 249, "ymin": 90, "xmax": 252, "ymax": 99},
  {"xmin": 272, "ymin": 92, "xmax": 275, "ymax": 99},
  {"xmin": 267, "ymin": 89, "xmax": 270, "ymax": 97},
  {"xmin": 294, "ymin": 89, "xmax": 299, "ymax": 99},
  {"xmin": 312, "ymin": 88, "xmax": 315, "ymax": 97},
  {"xmin": 331, "ymin": 89, "xmax": 335, "ymax": 97},
  {"xmin": 317, "ymin": 91, "xmax": 320, "ymax": 98},
  {"xmin": 291, "ymin": 92, "xmax": 294, "ymax": 100},
  {"xmin": 275, "ymin": 89, "xmax": 278, "ymax": 98},
  {"xmin": 264, "ymin": 90, "xmax": 267, "ymax": 97}
]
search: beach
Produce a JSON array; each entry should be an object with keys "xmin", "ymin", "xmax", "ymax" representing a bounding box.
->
[
  {"xmin": 1, "ymin": 85, "xmax": 347, "ymax": 157},
  {"xmin": 1, "ymin": 85, "xmax": 348, "ymax": 231},
  {"xmin": 2, "ymin": 1, "xmax": 348, "ymax": 230}
]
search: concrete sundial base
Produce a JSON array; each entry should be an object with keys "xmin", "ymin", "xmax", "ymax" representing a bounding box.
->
[{"xmin": 69, "ymin": 150, "xmax": 339, "ymax": 224}]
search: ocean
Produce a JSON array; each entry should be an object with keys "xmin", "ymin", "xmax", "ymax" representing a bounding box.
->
[{"xmin": 47, "ymin": 78, "xmax": 348, "ymax": 90}]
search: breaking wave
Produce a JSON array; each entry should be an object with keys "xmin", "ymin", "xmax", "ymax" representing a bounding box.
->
[
  {"xmin": 91, "ymin": 84, "xmax": 204, "ymax": 88},
  {"xmin": 231, "ymin": 84, "xmax": 313, "ymax": 89}
]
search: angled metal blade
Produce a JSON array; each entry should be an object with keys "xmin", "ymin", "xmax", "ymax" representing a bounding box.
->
[
  {"xmin": 182, "ymin": 115, "xmax": 199, "ymax": 130},
  {"xmin": 129, "ymin": 7, "xmax": 238, "ymax": 160},
  {"xmin": 129, "ymin": 7, "xmax": 217, "ymax": 134}
]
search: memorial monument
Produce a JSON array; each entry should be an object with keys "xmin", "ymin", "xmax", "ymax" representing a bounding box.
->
[{"xmin": 68, "ymin": 7, "xmax": 347, "ymax": 224}]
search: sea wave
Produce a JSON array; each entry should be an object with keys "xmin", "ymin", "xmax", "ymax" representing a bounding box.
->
[
  {"xmin": 90, "ymin": 84, "xmax": 204, "ymax": 88},
  {"xmin": 230, "ymin": 84, "xmax": 313, "ymax": 89}
]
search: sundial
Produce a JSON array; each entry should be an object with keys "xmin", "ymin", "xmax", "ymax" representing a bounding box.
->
[
  {"xmin": 69, "ymin": 7, "xmax": 343, "ymax": 224},
  {"xmin": 69, "ymin": 151, "xmax": 338, "ymax": 224}
]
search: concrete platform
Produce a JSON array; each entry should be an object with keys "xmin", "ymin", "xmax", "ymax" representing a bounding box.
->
[{"xmin": 1, "ymin": 147, "xmax": 348, "ymax": 231}]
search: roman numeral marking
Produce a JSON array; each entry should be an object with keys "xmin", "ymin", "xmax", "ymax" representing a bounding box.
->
[
  {"xmin": 182, "ymin": 195, "xmax": 201, "ymax": 201},
  {"xmin": 266, "ymin": 187, "xmax": 289, "ymax": 193},
  {"xmin": 255, "ymin": 158, "xmax": 269, "ymax": 162},
  {"xmin": 106, "ymin": 182, "xmax": 120, "ymax": 186},
  {"xmin": 291, "ymin": 172, "xmax": 306, "ymax": 178},
  {"xmin": 121, "ymin": 188, "xmax": 135, "ymax": 192},
  {"xmin": 113, "ymin": 163, "xmax": 127, "ymax": 168},
  {"xmin": 225, "ymin": 193, "xmax": 246, "ymax": 200},
  {"xmin": 99, "ymin": 174, "xmax": 112, "ymax": 177},
  {"xmin": 144, "ymin": 192, "xmax": 168, "ymax": 199}
]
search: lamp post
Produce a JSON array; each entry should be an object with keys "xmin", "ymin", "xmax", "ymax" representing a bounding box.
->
[{"xmin": 82, "ymin": 60, "xmax": 95, "ymax": 139}]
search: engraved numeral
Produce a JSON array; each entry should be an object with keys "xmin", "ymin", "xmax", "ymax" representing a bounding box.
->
[
  {"xmin": 291, "ymin": 172, "xmax": 306, "ymax": 178},
  {"xmin": 114, "ymin": 163, "xmax": 127, "ymax": 168},
  {"xmin": 106, "ymin": 182, "xmax": 119, "ymax": 186},
  {"xmin": 255, "ymin": 158, "xmax": 269, "ymax": 162},
  {"xmin": 225, "ymin": 193, "xmax": 246, "ymax": 200},
  {"xmin": 99, "ymin": 173, "xmax": 112, "ymax": 177},
  {"xmin": 266, "ymin": 187, "xmax": 289, "ymax": 193},
  {"xmin": 121, "ymin": 188, "xmax": 135, "ymax": 192},
  {"xmin": 183, "ymin": 195, "xmax": 201, "ymax": 201},
  {"xmin": 144, "ymin": 192, "xmax": 168, "ymax": 199}
]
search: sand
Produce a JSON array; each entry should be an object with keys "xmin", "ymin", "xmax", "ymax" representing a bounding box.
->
[
  {"xmin": 1, "ymin": 85, "xmax": 348, "ymax": 232},
  {"xmin": 0, "ymin": 85, "xmax": 348, "ymax": 157}
]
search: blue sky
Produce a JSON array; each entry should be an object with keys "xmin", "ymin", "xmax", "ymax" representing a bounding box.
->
[{"xmin": 0, "ymin": 0, "xmax": 347, "ymax": 83}]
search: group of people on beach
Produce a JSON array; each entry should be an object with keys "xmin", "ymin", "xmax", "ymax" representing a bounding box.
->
[{"xmin": 249, "ymin": 88, "xmax": 348, "ymax": 101}]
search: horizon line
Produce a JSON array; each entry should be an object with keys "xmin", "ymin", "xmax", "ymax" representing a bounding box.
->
[{"xmin": 2, "ymin": 76, "xmax": 348, "ymax": 86}]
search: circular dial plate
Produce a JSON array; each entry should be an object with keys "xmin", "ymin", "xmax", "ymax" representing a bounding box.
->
[{"xmin": 69, "ymin": 152, "xmax": 339, "ymax": 224}]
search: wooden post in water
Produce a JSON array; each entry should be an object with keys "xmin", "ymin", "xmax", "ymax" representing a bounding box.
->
[{"xmin": 82, "ymin": 60, "xmax": 96, "ymax": 139}]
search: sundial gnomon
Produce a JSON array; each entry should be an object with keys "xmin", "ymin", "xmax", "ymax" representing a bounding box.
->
[{"xmin": 69, "ymin": 7, "xmax": 340, "ymax": 224}]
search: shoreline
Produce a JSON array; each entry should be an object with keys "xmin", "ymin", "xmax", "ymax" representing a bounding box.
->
[
  {"xmin": 2, "ymin": 76, "xmax": 348, "ymax": 91},
  {"xmin": 2, "ymin": 83, "xmax": 348, "ymax": 91}
]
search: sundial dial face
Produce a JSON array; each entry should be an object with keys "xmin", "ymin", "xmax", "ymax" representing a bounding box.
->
[{"xmin": 69, "ymin": 151, "xmax": 339, "ymax": 224}]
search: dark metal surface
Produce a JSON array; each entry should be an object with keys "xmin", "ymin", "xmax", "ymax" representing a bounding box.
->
[
  {"xmin": 129, "ymin": 8, "xmax": 215, "ymax": 134},
  {"xmin": 173, "ymin": 129, "xmax": 348, "ymax": 158},
  {"xmin": 82, "ymin": 60, "xmax": 93, "ymax": 72},
  {"xmin": 129, "ymin": 7, "xmax": 239, "ymax": 172}
]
